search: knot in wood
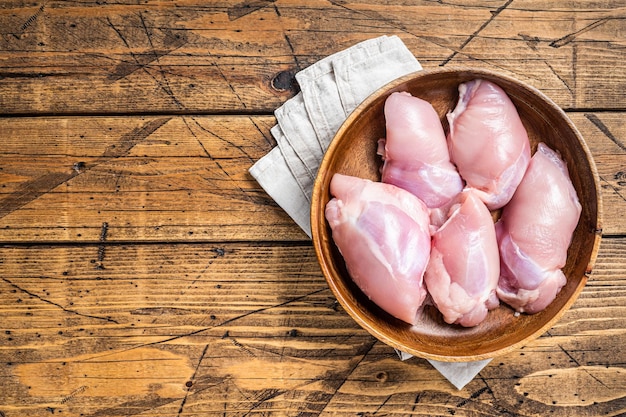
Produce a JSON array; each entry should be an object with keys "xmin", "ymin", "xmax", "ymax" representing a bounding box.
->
[{"xmin": 271, "ymin": 70, "xmax": 298, "ymax": 92}]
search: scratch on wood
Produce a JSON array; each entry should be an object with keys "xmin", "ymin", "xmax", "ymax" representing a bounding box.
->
[
  {"xmin": 372, "ymin": 394, "xmax": 392, "ymax": 414},
  {"xmin": 189, "ymin": 116, "xmax": 255, "ymax": 162},
  {"xmin": 326, "ymin": 0, "xmax": 485, "ymax": 69},
  {"xmin": 558, "ymin": 345, "xmax": 611, "ymax": 389},
  {"xmin": 61, "ymin": 385, "xmax": 87, "ymax": 404},
  {"xmin": 228, "ymin": 0, "xmax": 276, "ymax": 21},
  {"xmin": 309, "ymin": 338, "xmax": 377, "ymax": 416},
  {"xmin": 550, "ymin": 18, "xmax": 611, "ymax": 48},
  {"xmin": 181, "ymin": 117, "xmax": 213, "ymax": 159},
  {"xmin": 477, "ymin": 374, "xmax": 521, "ymax": 416},
  {"xmin": 105, "ymin": 16, "xmax": 131, "ymax": 48},
  {"xmin": 249, "ymin": 117, "xmax": 276, "ymax": 148},
  {"xmin": 544, "ymin": 60, "xmax": 574, "ymax": 97},
  {"xmin": 559, "ymin": 344, "xmax": 581, "ymax": 366},
  {"xmin": 585, "ymin": 113, "xmax": 626, "ymax": 152},
  {"xmin": 215, "ymin": 158, "xmax": 257, "ymax": 205},
  {"xmin": 207, "ymin": 49, "xmax": 248, "ymax": 109},
  {"xmin": 0, "ymin": 171, "xmax": 79, "ymax": 220},
  {"xmin": 131, "ymin": 306, "xmax": 194, "ymax": 315},
  {"xmin": 573, "ymin": 42, "xmax": 578, "ymax": 97},
  {"xmin": 99, "ymin": 221, "xmax": 109, "ymax": 241},
  {"xmin": 102, "ymin": 117, "xmax": 172, "ymax": 157},
  {"xmin": 74, "ymin": 288, "xmax": 329, "ymax": 363},
  {"xmin": 183, "ymin": 117, "xmax": 259, "ymax": 205},
  {"xmin": 182, "ymin": 117, "xmax": 267, "ymax": 204},
  {"xmin": 21, "ymin": 4, "xmax": 45, "ymax": 31},
  {"xmin": 137, "ymin": 12, "xmax": 185, "ymax": 109},
  {"xmin": 84, "ymin": 394, "xmax": 179, "ymax": 417},
  {"xmin": 333, "ymin": 0, "xmax": 410, "ymax": 32},
  {"xmin": 175, "ymin": 245, "xmax": 226, "ymax": 302},
  {"xmin": 96, "ymin": 222, "xmax": 109, "ymax": 270},
  {"xmin": 229, "ymin": 336, "xmax": 257, "ymax": 357},
  {"xmin": 243, "ymin": 388, "xmax": 284, "ymax": 416},
  {"xmin": 0, "ymin": 118, "xmax": 171, "ymax": 220},
  {"xmin": 518, "ymin": 33, "xmax": 540, "ymax": 51},
  {"xmin": 177, "ymin": 343, "xmax": 209, "ymax": 417},
  {"xmin": 283, "ymin": 33, "xmax": 302, "ymax": 72},
  {"xmin": 599, "ymin": 175, "xmax": 626, "ymax": 203},
  {"xmin": 219, "ymin": 288, "xmax": 327, "ymax": 330},
  {"xmin": 440, "ymin": 0, "xmax": 514, "ymax": 66},
  {"xmin": 11, "ymin": 3, "xmax": 46, "ymax": 38},
  {"xmin": 106, "ymin": 16, "xmax": 188, "ymax": 86},
  {"xmin": 477, "ymin": 374, "xmax": 496, "ymax": 401},
  {"xmin": 411, "ymin": 392, "xmax": 421, "ymax": 412},
  {"xmin": 457, "ymin": 386, "xmax": 490, "ymax": 407},
  {"xmin": 1, "ymin": 277, "xmax": 119, "ymax": 324}
]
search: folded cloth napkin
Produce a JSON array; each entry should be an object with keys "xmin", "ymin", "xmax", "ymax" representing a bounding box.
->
[{"xmin": 249, "ymin": 35, "xmax": 491, "ymax": 390}]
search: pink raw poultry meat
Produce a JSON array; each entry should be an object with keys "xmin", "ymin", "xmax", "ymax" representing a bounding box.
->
[
  {"xmin": 325, "ymin": 173, "xmax": 431, "ymax": 325},
  {"xmin": 447, "ymin": 79, "xmax": 531, "ymax": 210},
  {"xmin": 379, "ymin": 91, "xmax": 463, "ymax": 209},
  {"xmin": 496, "ymin": 143, "xmax": 582, "ymax": 313},
  {"xmin": 424, "ymin": 190, "xmax": 500, "ymax": 327}
]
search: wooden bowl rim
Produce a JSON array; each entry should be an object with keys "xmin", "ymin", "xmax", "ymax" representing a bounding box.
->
[{"xmin": 311, "ymin": 66, "xmax": 603, "ymax": 362}]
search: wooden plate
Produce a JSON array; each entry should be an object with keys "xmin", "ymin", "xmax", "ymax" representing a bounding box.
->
[{"xmin": 310, "ymin": 67, "xmax": 602, "ymax": 362}]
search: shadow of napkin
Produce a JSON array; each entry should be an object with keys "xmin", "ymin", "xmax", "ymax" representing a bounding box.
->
[{"xmin": 249, "ymin": 35, "xmax": 491, "ymax": 390}]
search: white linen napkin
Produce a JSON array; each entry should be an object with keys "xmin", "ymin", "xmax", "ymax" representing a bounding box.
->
[{"xmin": 249, "ymin": 35, "xmax": 491, "ymax": 389}]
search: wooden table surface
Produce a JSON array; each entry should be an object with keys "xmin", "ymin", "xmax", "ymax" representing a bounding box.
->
[{"xmin": 1, "ymin": 1, "xmax": 625, "ymax": 416}]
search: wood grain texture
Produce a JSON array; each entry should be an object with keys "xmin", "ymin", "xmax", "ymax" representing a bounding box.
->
[
  {"xmin": 0, "ymin": 0, "xmax": 624, "ymax": 416},
  {"xmin": 0, "ymin": 115, "xmax": 309, "ymax": 242},
  {"xmin": 0, "ymin": 0, "xmax": 625, "ymax": 114},
  {"xmin": 0, "ymin": 242, "xmax": 624, "ymax": 416}
]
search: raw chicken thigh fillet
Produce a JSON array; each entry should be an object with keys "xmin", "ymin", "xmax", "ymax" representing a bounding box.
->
[
  {"xmin": 496, "ymin": 143, "xmax": 582, "ymax": 313},
  {"xmin": 325, "ymin": 173, "xmax": 431, "ymax": 325},
  {"xmin": 447, "ymin": 79, "xmax": 531, "ymax": 210},
  {"xmin": 424, "ymin": 190, "xmax": 500, "ymax": 327},
  {"xmin": 379, "ymin": 91, "xmax": 463, "ymax": 209}
]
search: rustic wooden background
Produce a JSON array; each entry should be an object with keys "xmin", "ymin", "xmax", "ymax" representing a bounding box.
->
[{"xmin": 0, "ymin": 1, "xmax": 625, "ymax": 416}]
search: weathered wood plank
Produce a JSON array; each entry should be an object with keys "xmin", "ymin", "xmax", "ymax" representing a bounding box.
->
[
  {"xmin": 569, "ymin": 113, "xmax": 626, "ymax": 236},
  {"xmin": 0, "ymin": 240, "xmax": 624, "ymax": 416},
  {"xmin": 0, "ymin": 1, "xmax": 624, "ymax": 114},
  {"xmin": 0, "ymin": 115, "xmax": 309, "ymax": 242},
  {"xmin": 0, "ymin": 112, "xmax": 624, "ymax": 243}
]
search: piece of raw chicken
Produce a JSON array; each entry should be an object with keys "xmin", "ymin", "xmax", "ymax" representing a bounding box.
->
[
  {"xmin": 447, "ymin": 79, "xmax": 531, "ymax": 210},
  {"xmin": 424, "ymin": 190, "xmax": 500, "ymax": 327},
  {"xmin": 379, "ymin": 91, "xmax": 463, "ymax": 209},
  {"xmin": 496, "ymin": 143, "xmax": 582, "ymax": 314},
  {"xmin": 325, "ymin": 173, "xmax": 431, "ymax": 325}
]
